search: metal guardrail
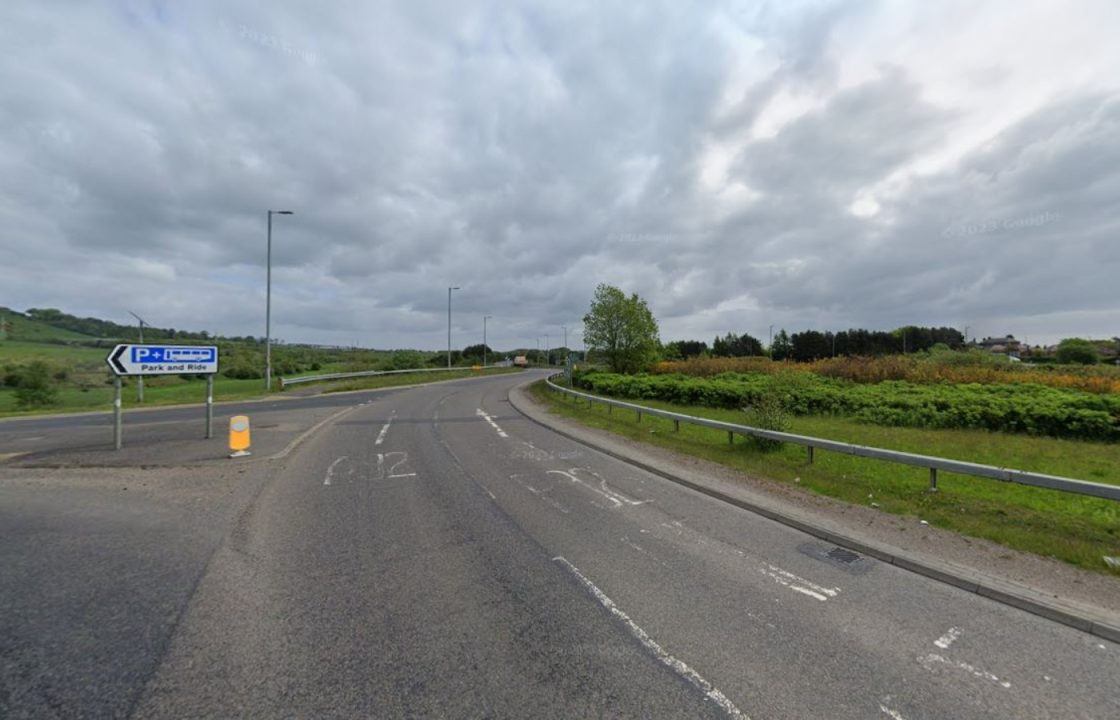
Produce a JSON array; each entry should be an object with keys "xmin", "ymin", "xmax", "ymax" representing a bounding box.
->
[
  {"xmin": 280, "ymin": 364, "xmax": 508, "ymax": 388},
  {"xmin": 545, "ymin": 374, "xmax": 1120, "ymax": 502}
]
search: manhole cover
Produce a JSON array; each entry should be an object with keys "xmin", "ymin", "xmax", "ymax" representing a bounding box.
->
[
  {"xmin": 797, "ymin": 541, "xmax": 873, "ymax": 575},
  {"xmin": 827, "ymin": 547, "xmax": 861, "ymax": 564}
]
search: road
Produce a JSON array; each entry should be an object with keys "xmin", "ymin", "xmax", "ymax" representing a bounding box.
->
[{"xmin": 2, "ymin": 371, "xmax": 1118, "ymax": 718}]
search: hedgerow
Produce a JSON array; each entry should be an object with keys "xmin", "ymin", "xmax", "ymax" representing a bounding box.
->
[{"xmin": 573, "ymin": 370, "xmax": 1120, "ymax": 441}]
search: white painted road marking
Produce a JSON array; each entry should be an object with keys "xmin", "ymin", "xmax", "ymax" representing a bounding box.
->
[
  {"xmin": 934, "ymin": 627, "xmax": 962, "ymax": 650},
  {"xmin": 323, "ymin": 456, "xmax": 348, "ymax": 486},
  {"xmin": 376, "ymin": 452, "xmax": 416, "ymax": 479},
  {"xmin": 511, "ymin": 474, "xmax": 571, "ymax": 514},
  {"xmin": 547, "ymin": 468, "xmax": 646, "ymax": 508},
  {"xmin": 759, "ymin": 564, "xmax": 840, "ymax": 602},
  {"xmin": 879, "ymin": 702, "xmax": 909, "ymax": 719},
  {"xmin": 374, "ymin": 412, "xmax": 396, "ymax": 446},
  {"xmin": 917, "ymin": 653, "xmax": 1011, "ymax": 688},
  {"xmin": 476, "ymin": 407, "xmax": 509, "ymax": 438},
  {"xmin": 553, "ymin": 556, "xmax": 748, "ymax": 719}
]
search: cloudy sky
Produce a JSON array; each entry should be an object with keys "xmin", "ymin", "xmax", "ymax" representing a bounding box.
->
[{"xmin": 2, "ymin": 1, "xmax": 1118, "ymax": 350}]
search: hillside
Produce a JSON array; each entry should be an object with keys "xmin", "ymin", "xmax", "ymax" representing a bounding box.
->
[{"xmin": 0, "ymin": 308, "xmax": 97, "ymax": 342}]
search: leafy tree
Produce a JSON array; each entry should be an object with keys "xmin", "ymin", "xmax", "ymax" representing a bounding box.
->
[
  {"xmin": 1055, "ymin": 338, "xmax": 1099, "ymax": 365},
  {"xmin": 582, "ymin": 284, "xmax": 660, "ymax": 374},
  {"xmin": 461, "ymin": 344, "xmax": 493, "ymax": 362},
  {"xmin": 790, "ymin": 330, "xmax": 830, "ymax": 361},
  {"xmin": 664, "ymin": 340, "xmax": 708, "ymax": 360},
  {"xmin": 770, "ymin": 329, "xmax": 792, "ymax": 360},
  {"xmin": 712, "ymin": 332, "xmax": 763, "ymax": 357}
]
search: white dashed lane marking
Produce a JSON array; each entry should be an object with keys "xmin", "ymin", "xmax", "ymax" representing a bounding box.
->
[
  {"xmin": 917, "ymin": 653, "xmax": 1011, "ymax": 689},
  {"xmin": 934, "ymin": 627, "xmax": 962, "ymax": 650},
  {"xmin": 374, "ymin": 412, "xmax": 396, "ymax": 446},
  {"xmin": 476, "ymin": 408, "xmax": 508, "ymax": 438}
]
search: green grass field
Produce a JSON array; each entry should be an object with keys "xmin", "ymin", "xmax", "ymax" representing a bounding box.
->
[{"xmin": 530, "ymin": 381, "xmax": 1120, "ymax": 576}]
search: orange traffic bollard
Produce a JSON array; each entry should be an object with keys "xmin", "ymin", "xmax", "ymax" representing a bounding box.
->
[{"xmin": 229, "ymin": 415, "xmax": 251, "ymax": 457}]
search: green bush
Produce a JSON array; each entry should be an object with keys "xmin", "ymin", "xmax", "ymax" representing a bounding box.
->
[
  {"xmin": 14, "ymin": 361, "xmax": 58, "ymax": 408},
  {"xmin": 223, "ymin": 362, "xmax": 262, "ymax": 380},
  {"xmin": 1056, "ymin": 338, "xmax": 1100, "ymax": 365},
  {"xmin": 742, "ymin": 393, "xmax": 790, "ymax": 451}
]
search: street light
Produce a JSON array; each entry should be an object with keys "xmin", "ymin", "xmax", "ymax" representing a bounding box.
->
[
  {"xmin": 128, "ymin": 311, "xmax": 148, "ymax": 402},
  {"xmin": 545, "ymin": 334, "xmax": 550, "ymax": 367},
  {"xmin": 265, "ymin": 209, "xmax": 294, "ymax": 391},
  {"xmin": 447, "ymin": 286, "xmax": 460, "ymax": 369},
  {"xmin": 561, "ymin": 324, "xmax": 570, "ymax": 385},
  {"xmin": 482, "ymin": 315, "xmax": 493, "ymax": 367}
]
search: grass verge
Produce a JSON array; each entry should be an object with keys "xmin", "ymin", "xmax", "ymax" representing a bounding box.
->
[{"xmin": 530, "ymin": 381, "xmax": 1120, "ymax": 576}]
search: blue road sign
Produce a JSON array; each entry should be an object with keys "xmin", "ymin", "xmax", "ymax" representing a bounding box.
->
[{"xmin": 107, "ymin": 344, "xmax": 219, "ymax": 376}]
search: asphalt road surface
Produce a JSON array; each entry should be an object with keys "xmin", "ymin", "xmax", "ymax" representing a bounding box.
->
[{"xmin": 2, "ymin": 371, "xmax": 1118, "ymax": 718}]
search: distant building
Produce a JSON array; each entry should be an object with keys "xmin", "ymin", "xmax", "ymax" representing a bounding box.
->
[{"xmin": 978, "ymin": 335, "xmax": 1021, "ymax": 358}]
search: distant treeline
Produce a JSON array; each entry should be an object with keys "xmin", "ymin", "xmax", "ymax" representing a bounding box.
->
[
  {"xmin": 19, "ymin": 307, "xmax": 261, "ymax": 343},
  {"xmin": 665, "ymin": 326, "xmax": 965, "ymax": 362}
]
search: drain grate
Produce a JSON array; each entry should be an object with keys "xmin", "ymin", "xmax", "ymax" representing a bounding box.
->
[{"xmin": 827, "ymin": 547, "xmax": 861, "ymax": 564}]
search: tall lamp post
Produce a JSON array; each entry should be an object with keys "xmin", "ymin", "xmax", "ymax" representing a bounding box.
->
[
  {"xmin": 545, "ymin": 334, "xmax": 550, "ymax": 367},
  {"xmin": 561, "ymin": 324, "xmax": 569, "ymax": 384},
  {"xmin": 447, "ymin": 286, "xmax": 460, "ymax": 369},
  {"xmin": 265, "ymin": 209, "xmax": 294, "ymax": 390},
  {"xmin": 128, "ymin": 311, "xmax": 148, "ymax": 402},
  {"xmin": 483, "ymin": 315, "xmax": 492, "ymax": 367}
]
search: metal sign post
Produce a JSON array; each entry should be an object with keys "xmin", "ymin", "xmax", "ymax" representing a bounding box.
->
[
  {"xmin": 206, "ymin": 375, "xmax": 214, "ymax": 439},
  {"xmin": 113, "ymin": 377, "xmax": 122, "ymax": 450},
  {"xmin": 104, "ymin": 344, "xmax": 219, "ymax": 450}
]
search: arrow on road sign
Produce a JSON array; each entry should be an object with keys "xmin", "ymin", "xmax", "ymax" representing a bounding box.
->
[{"xmin": 108, "ymin": 345, "xmax": 128, "ymax": 374}]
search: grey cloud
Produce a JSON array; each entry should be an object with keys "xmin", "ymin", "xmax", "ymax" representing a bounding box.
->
[{"xmin": 0, "ymin": 1, "xmax": 1117, "ymax": 348}]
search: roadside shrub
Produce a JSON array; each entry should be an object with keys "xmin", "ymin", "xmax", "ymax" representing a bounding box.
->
[
  {"xmin": 223, "ymin": 362, "xmax": 262, "ymax": 380},
  {"xmin": 742, "ymin": 393, "xmax": 790, "ymax": 452},
  {"xmin": 574, "ymin": 370, "xmax": 1120, "ymax": 441},
  {"xmin": 14, "ymin": 361, "xmax": 58, "ymax": 408}
]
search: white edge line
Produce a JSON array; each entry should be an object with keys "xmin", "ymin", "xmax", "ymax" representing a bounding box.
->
[{"xmin": 553, "ymin": 556, "xmax": 748, "ymax": 719}]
